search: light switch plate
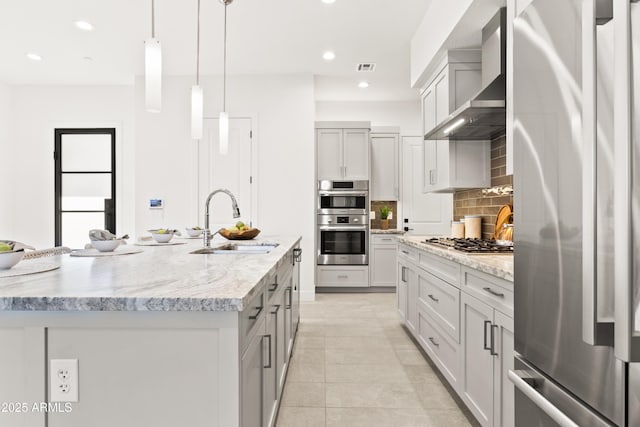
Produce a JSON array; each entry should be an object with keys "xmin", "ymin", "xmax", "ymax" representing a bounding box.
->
[
  {"xmin": 50, "ymin": 359, "xmax": 78, "ymax": 402},
  {"xmin": 370, "ymin": 211, "xmax": 376, "ymax": 220}
]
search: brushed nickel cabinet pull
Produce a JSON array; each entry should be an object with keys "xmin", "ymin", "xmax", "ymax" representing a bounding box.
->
[{"xmin": 483, "ymin": 287, "xmax": 505, "ymax": 298}]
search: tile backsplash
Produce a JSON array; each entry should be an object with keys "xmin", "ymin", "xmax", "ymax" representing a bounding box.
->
[
  {"xmin": 370, "ymin": 200, "xmax": 398, "ymax": 230},
  {"xmin": 453, "ymin": 136, "xmax": 513, "ymax": 239}
]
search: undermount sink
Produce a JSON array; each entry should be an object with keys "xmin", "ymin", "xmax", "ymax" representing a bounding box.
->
[{"xmin": 190, "ymin": 243, "xmax": 279, "ymax": 255}]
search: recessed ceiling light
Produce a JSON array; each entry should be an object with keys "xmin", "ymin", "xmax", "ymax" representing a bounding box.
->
[
  {"xmin": 74, "ymin": 20, "xmax": 94, "ymax": 31},
  {"xmin": 323, "ymin": 51, "xmax": 336, "ymax": 61},
  {"xmin": 358, "ymin": 81, "xmax": 369, "ymax": 88},
  {"xmin": 26, "ymin": 53, "xmax": 42, "ymax": 61},
  {"xmin": 322, "ymin": 0, "xmax": 336, "ymax": 4}
]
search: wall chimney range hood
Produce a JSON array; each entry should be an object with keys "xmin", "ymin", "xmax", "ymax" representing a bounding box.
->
[{"xmin": 424, "ymin": 8, "xmax": 506, "ymax": 141}]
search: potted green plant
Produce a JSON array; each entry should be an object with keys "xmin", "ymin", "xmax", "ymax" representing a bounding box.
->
[{"xmin": 380, "ymin": 206, "xmax": 390, "ymax": 230}]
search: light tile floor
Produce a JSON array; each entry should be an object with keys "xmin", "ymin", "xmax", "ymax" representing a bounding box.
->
[{"xmin": 276, "ymin": 293, "xmax": 480, "ymax": 427}]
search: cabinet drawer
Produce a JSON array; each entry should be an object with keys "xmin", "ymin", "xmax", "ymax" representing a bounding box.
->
[
  {"xmin": 241, "ymin": 286, "xmax": 266, "ymax": 348},
  {"xmin": 417, "ymin": 307, "xmax": 460, "ymax": 391},
  {"xmin": 419, "ymin": 251, "xmax": 460, "ymax": 286},
  {"xmin": 372, "ymin": 235, "xmax": 398, "ymax": 245},
  {"xmin": 418, "ymin": 270, "xmax": 461, "ymax": 342},
  {"xmin": 398, "ymin": 244, "xmax": 418, "ymax": 263},
  {"xmin": 316, "ymin": 266, "xmax": 369, "ymax": 287},
  {"xmin": 461, "ymin": 267, "xmax": 514, "ymax": 316}
]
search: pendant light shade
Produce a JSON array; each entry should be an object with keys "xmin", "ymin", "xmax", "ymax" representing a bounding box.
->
[
  {"xmin": 191, "ymin": 0, "xmax": 203, "ymax": 139},
  {"xmin": 145, "ymin": 0, "xmax": 161, "ymax": 113},
  {"xmin": 191, "ymin": 85, "xmax": 203, "ymax": 139},
  {"xmin": 219, "ymin": 111, "xmax": 229, "ymax": 155},
  {"xmin": 145, "ymin": 38, "xmax": 162, "ymax": 112},
  {"xmin": 219, "ymin": 0, "xmax": 233, "ymax": 155}
]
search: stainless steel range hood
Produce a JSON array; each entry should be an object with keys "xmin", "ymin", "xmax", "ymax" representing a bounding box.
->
[{"xmin": 425, "ymin": 8, "xmax": 506, "ymax": 141}]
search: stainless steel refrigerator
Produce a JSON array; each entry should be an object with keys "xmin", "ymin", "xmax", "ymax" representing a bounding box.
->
[{"xmin": 512, "ymin": 0, "xmax": 640, "ymax": 425}]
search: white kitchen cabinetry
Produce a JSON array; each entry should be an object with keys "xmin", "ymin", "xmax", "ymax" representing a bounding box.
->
[
  {"xmin": 371, "ymin": 132, "xmax": 399, "ymax": 200},
  {"xmin": 420, "ymin": 52, "xmax": 491, "ymax": 193},
  {"xmin": 316, "ymin": 265, "xmax": 369, "ymax": 288},
  {"xmin": 397, "ymin": 243, "xmax": 514, "ymax": 426},
  {"xmin": 423, "ymin": 139, "xmax": 491, "ymax": 193},
  {"xmin": 370, "ymin": 235, "xmax": 398, "ymax": 287},
  {"xmin": 316, "ymin": 122, "xmax": 370, "ymax": 181},
  {"xmin": 241, "ymin": 316, "xmax": 265, "ymax": 427}
]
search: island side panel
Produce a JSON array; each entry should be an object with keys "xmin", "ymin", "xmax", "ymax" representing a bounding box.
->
[{"xmin": 0, "ymin": 311, "xmax": 240, "ymax": 427}]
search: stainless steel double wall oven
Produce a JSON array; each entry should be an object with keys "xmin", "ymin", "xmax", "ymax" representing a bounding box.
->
[{"xmin": 316, "ymin": 180, "xmax": 369, "ymax": 265}]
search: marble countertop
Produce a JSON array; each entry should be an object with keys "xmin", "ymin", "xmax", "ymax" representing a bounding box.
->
[
  {"xmin": 370, "ymin": 229, "xmax": 405, "ymax": 235},
  {"xmin": 0, "ymin": 235, "xmax": 301, "ymax": 312},
  {"xmin": 398, "ymin": 236, "xmax": 513, "ymax": 282}
]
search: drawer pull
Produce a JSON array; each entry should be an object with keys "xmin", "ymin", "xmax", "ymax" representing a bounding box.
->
[
  {"xmin": 484, "ymin": 320, "xmax": 492, "ymax": 350},
  {"xmin": 248, "ymin": 306, "xmax": 263, "ymax": 320},
  {"xmin": 401, "ymin": 250, "xmax": 410, "ymax": 255},
  {"xmin": 382, "ymin": 238, "xmax": 393, "ymax": 241},
  {"xmin": 427, "ymin": 294, "xmax": 439, "ymax": 303},
  {"xmin": 337, "ymin": 275, "xmax": 348, "ymax": 279},
  {"xmin": 428, "ymin": 337, "xmax": 440, "ymax": 348},
  {"xmin": 269, "ymin": 283, "xmax": 278, "ymax": 292},
  {"xmin": 483, "ymin": 287, "xmax": 505, "ymax": 298},
  {"xmin": 263, "ymin": 334, "xmax": 272, "ymax": 369}
]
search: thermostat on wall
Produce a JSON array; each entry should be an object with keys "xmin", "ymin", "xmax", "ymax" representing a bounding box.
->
[{"xmin": 149, "ymin": 198, "xmax": 164, "ymax": 209}]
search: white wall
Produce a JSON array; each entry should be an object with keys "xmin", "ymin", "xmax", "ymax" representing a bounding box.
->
[
  {"xmin": 134, "ymin": 74, "xmax": 316, "ymax": 300},
  {"xmin": 0, "ymin": 82, "xmax": 14, "ymax": 238},
  {"xmin": 6, "ymin": 85, "xmax": 136, "ymax": 249},
  {"xmin": 315, "ymin": 100, "xmax": 422, "ymax": 134}
]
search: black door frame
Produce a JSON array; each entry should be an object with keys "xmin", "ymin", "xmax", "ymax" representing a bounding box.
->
[{"xmin": 54, "ymin": 128, "xmax": 116, "ymax": 246}]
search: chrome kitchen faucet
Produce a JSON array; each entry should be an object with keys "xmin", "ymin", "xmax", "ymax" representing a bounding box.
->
[{"xmin": 203, "ymin": 188, "xmax": 241, "ymax": 248}]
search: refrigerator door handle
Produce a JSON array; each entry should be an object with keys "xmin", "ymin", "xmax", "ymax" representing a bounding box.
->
[
  {"xmin": 508, "ymin": 370, "xmax": 579, "ymax": 427},
  {"xmin": 581, "ymin": 0, "xmax": 615, "ymax": 347}
]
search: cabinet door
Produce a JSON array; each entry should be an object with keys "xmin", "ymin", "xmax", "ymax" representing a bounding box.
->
[
  {"xmin": 263, "ymin": 309, "xmax": 278, "ymax": 427},
  {"xmin": 292, "ymin": 255, "xmax": 301, "ymax": 335},
  {"xmin": 397, "ymin": 259, "xmax": 408, "ymax": 322},
  {"xmin": 371, "ymin": 244, "xmax": 397, "ymax": 287},
  {"xmin": 493, "ymin": 311, "xmax": 514, "ymax": 427},
  {"xmin": 371, "ymin": 134, "xmax": 398, "ymax": 200},
  {"xmin": 434, "ymin": 69, "xmax": 450, "ymax": 126},
  {"xmin": 343, "ymin": 129, "xmax": 369, "ymax": 180},
  {"xmin": 422, "ymin": 85, "xmax": 437, "ymax": 136},
  {"xmin": 275, "ymin": 296, "xmax": 286, "ymax": 396},
  {"xmin": 241, "ymin": 319, "xmax": 265, "ymax": 427},
  {"xmin": 434, "ymin": 140, "xmax": 452, "ymax": 191},
  {"xmin": 285, "ymin": 283, "xmax": 293, "ymax": 359},
  {"xmin": 317, "ymin": 129, "xmax": 343, "ymax": 180},
  {"xmin": 422, "ymin": 139, "xmax": 438, "ymax": 193},
  {"xmin": 461, "ymin": 293, "xmax": 495, "ymax": 427},
  {"xmin": 404, "ymin": 263, "xmax": 418, "ymax": 335}
]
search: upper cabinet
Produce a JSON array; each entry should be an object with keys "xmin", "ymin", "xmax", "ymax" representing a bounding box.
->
[
  {"xmin": 421, "ymin": 52, "xmax": 490, "ymax": 193},
  {"xmin": 421, "ymin": 51, "xmax": 481, "ymax": 138},
  {"xmin": 371, "ymin": 129, "xmax": 399, "ymax": 200},
  {"xmin": 316, "ymin": 122, "xmax": 370, "ymax": 181}
]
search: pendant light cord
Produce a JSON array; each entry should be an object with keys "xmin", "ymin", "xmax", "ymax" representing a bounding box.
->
[
  {"xmin": 196, "ymin": 0, "xmax": 201, "ymax": 84},
  {"xmin": 151, "ymin": 0, "xmax": 155, "ymax": 38},
  {"xmin": 223, "ymin": 2, "xmax": 227, "ymax": 111}
]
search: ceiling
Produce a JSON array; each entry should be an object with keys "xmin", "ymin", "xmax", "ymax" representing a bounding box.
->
[{"xmin": 0, "ymin": 0, "xmax": 433, "ymax": 101}]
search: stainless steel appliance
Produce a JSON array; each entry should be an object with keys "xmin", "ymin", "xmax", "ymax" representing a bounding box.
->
[
  {"xmin": 511, "ymin": 0, "xmax": 640, "ymax": 425},
  {"xmin": 424, "ymin": 237, "xmax": 514, "ymax": 254},
  {"xmin": 317, "ymin": 180, "xmax": 368, "ymax": 215},
  {"xmin": 316, "ymin": 214, "xmax": 368, "ymax": 265}
]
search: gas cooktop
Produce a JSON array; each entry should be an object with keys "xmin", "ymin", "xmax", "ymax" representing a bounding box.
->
[{"xmin": 424, "ymin": 237, "xmax": 514, "ymax": 254}]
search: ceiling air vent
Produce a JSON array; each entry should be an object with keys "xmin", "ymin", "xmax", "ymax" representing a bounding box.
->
[{"xmin": 356, "ymin": 63, "xmax": 376, "ymax": 72}]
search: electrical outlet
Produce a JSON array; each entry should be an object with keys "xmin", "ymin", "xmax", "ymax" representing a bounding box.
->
[
  {"xmin": 388, "ymin": 211, "xmax": 393, "ymax": 220},
  {"xmin": 370, "ymin": 210, "xmax": 376, "ymax": 220},
  {"xmin": 50, "ymin": 359, "xmax": 78, "ymax": 402}
]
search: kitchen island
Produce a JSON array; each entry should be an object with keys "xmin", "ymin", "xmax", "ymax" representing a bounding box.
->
[{"xmin": 0, "ymin": 235, "xmax": 302, "ymax": 427}]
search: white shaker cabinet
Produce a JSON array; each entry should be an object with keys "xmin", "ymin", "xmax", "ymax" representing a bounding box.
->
[
  {"xmin": 419, "ymin": 51, "xmax": 491, "ymax": 193},
  {"xmin": 316, "ymin": 122, "xmax": 370, "ymax": 181},
  {"xmin": 370, "ymin": 235, "xmax": 398, "ymax": 287},
  {"xmin": 241, "ymin": 317, "xmax": 266, "ymax": 427},
  {"xmin": 371, "ymin": 132, "xmax": 399, "ymax": 200}
]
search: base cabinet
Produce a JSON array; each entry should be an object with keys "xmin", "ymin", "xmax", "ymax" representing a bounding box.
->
[
  {"xmin": 370, "ymin": 235, "xmax": 398, "ymax": 287},
  {"xmin": 397, "ymin": 242, "xmax": 514, "ymax": 427},
  {"xmin": 241, "ymin": 318, "xmax": 266, "ymax": 427}
]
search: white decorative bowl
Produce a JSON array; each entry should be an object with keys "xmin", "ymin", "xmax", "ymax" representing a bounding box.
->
[
  {"xmin": 186, "ymin": 228, "xmax": 203, "ymax": 237},
  {"xmin": 0, "ymin": 250, "xmax": 25, "ymax": 270},
  {"xmin": 91, "ymin": 239, "xmax": 121, "ymax": 252},
  {"xmin": 151, "ymin": 232, "xmax": 173, "ymax": 243}
]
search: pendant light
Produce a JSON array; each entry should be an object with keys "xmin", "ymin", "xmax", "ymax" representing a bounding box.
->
[
  {"xmin": 219, "ymin": 0, "xmax": 233, "ymax": 155},
  {"xmin": 145, "ymin": 0, "xmax": 162, "ymax": 113},
  {"xmin": 191, "ymin": 0, "xmax": 203, "ymax": 139}
]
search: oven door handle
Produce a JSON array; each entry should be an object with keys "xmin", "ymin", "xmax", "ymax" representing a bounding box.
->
[
  {"xmin": 319, "ymin": 191, "xmax": 368, "ymax": 197},
  {"xmin": 318, "ymin": 226, "xmax": 368, "ymax": 231}
]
